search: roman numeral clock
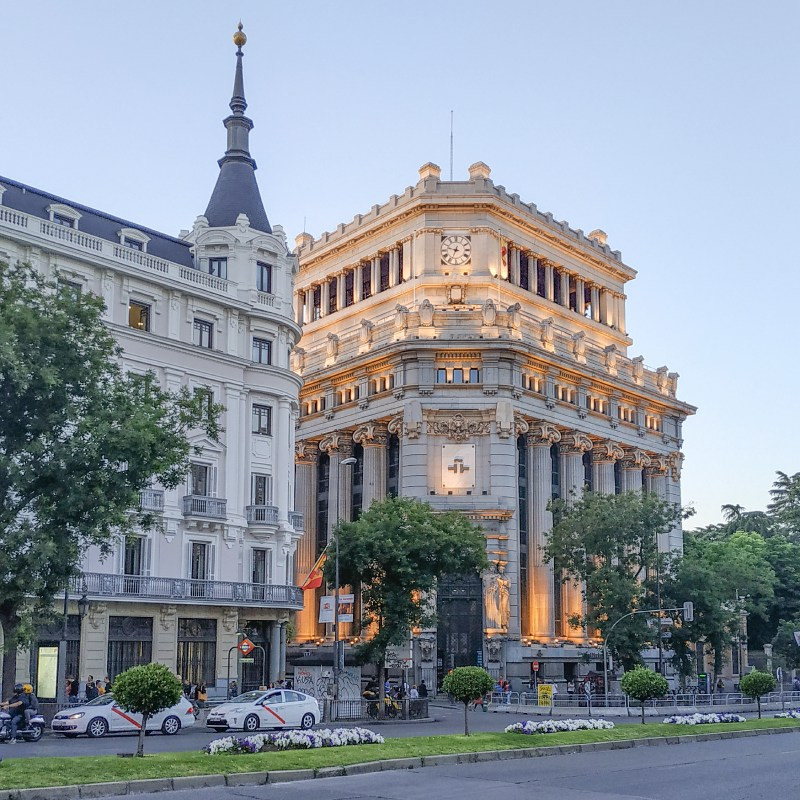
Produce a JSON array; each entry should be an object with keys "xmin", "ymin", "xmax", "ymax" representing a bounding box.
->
[{"xmin": 441, "ymin": 234, "xmax": 472, "ymax": 266}]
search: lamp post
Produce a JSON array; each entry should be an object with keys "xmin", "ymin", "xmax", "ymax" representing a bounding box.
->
[{"xmin": 332, "ymin": 456, "xmax": 357, "ymax": 700}]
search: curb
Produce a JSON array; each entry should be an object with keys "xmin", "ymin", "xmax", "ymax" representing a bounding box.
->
[{"xmin": 5, "ymin": 724, "xmax": 799, "ymax": 798}]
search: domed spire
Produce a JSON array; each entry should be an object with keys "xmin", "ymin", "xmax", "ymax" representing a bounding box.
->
[{"xmin": 204, "ymin": 22, "xmax": 271, "ymax": 234}]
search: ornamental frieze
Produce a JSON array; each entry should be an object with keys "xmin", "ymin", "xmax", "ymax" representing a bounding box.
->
[{"xmin": 427, "ymin": 413, "xmax": 490, "ymax": 442}]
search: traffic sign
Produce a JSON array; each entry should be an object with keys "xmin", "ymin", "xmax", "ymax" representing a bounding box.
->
[
  {"xmin": 240, "ymin": 657, "xmax": 255, "ymax": 663},
  {"xmin": 532, "ymin": 660, "xmax": 540, "ymax": 672},
  {"xmin": 238, "ymin": 637, "xmax": 256, "ymax": 656}
]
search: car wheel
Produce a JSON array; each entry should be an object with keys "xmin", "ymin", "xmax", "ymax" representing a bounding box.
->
[
  {"xmin": 161, "ymin": 716, "xmax": 181, "ymax": 736},
  {"xmin": 300, "ymin": 713, "xmax": 315, "ymax": 730},
  {"xmin": 25, "ymin": 725, "xmax": 43, "ymax": 742},
  {"xmin": 87, "ymin": 717, "xmax": 109, "ymax": 738},
  {"xmin": 243, "ymin": 714, "xmax": 260, "ymax": 733}
]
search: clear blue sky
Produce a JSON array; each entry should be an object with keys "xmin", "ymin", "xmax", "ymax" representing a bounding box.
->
[{"xmin": 3, "ymin": 1, "xmax": 797, "ymax": 527}]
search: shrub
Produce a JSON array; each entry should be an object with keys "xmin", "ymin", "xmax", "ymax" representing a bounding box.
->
[
  {"xmin": 739, "ymin": 670, "xmax": 776, "ymax": 718},
  {"xmin": 620, "ymin": 667, "xmax": 668, "ymax": 724},
  {"xmin": 442, "ymin": 666, "xmax": 495, "ymax": 736}
]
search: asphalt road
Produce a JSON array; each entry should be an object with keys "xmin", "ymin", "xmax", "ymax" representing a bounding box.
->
[
  {"xmin": 78, "ymin": 732, "xmax": 800, "ymax": 800},
  {"xmin": 0, "ymin": 705, "xmax": 752, "ymax": 758}
]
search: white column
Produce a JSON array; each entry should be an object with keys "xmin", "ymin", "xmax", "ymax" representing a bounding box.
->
[
  {"xmin": 336, "ymin": 273, "xmax": 345, "ymax": 311},
  {"xmin": 354, "ymin": 423, "xmax": 388, "ymax": 509},
  {"xmin": 560, "ymin": 271, "xmax": 570, "ymax": 307},
  {"xmin": 401, "ymin": 239, "xmax": 412, "ymax": 281},
  {"xmin": 354, "ymin": 265, "xmax": 363, "ymax": 303},
  {"xmin": 304, "ymin": 289, "xmax": 313, "ymax": 323},
  {"xmin": 617, "ymin": 294, "xmax": 627, "ymax": 334},
  {"xmin": 224, "ymin": 385, "xmax": 242, "ymax": 521},
  {"xmin": 590, "ymin": 285, "xmax": 601, "ymax": 322},
  {"xmin": 389, "ymin": 249, "xmax": 398, "ymax": 288},
  {"xmin": 545, "ymin": 263, "xmax": 554, "ymax": 301},
  {"xmin": 294, "ymin": 444, "xmax": 318, "ymax": 640},
  {"xmin": 275, "ymin": 398, "xmax": 292, "ymax": 523},
  {"xmin": 511, "ymin": 247, "xmax": 520, "ymax": 285},
  {"xmin": 371, "ymin": 257, "xmax": 380, "ymax": 293},
  {"xmin": 592, "ymin": 442, "xmax": 623, "ymax": 495},
  {"xmin": 320, "ymin": 282, "xmax": 330, "ymax": 318},
  {"xmin": 646, "ymin": 459, "xmax": 669, "ymax": 551},
  {"xmin": 279, "ymin": 622, "xmax": 287, "ymax": 679},
  {"xmin": 621, "ymin": 450, "xmax": 648, "ymax": 492},
  {"xmin": 575, "ymin": 278, "xmax": 585, "ymax": 316}
]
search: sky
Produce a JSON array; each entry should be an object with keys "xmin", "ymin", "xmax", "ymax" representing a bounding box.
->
[{"xmin": 2, "ymin": 1, "xmax": 797, "ymax": 527}]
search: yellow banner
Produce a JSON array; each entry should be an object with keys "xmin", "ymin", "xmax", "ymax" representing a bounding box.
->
[{"xmin": 538, "ymin": 684, "xmax": 553, "ymax": 707}]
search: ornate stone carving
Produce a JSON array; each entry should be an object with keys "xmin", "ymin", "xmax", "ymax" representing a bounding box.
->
[
  {"xmin": 527, "ymin": 421, "xmax": 562, "ymax": 446},
  {"xmin": 593, "ymin": 440, "xmax": 625, "ymax": 463},
  {"xmin": 427, "ymin": 413, "xmax": 490, "ymax": 442},
  {"xmin": 572, "ymin": 332, "xmax": 586, "ymax": 363},
  {"xmin": 656, "ymin": 366, "xmax": 669, "ymax": 395},
  {"xmin": 295, "ymin": 440, "xmax": 318, "ymax": 464},
  {"xmin": 159, "ymin": 604, "xmax": 177, "ymax": 632},
  {"xmin": 394, "ymin": 304, "xmax": 409, "ymax": 331},
  {"xmin": 668, "ymin": 451, "xmax": 684, "ymax": 480},
  {"xmin": 484, "ymin": 564, "xmax": 510, "ymax": 633},
  {"xmin": 631, "ymin": 356, "xmax": 644, "ymax": 385},
  {"xmin": 88, "ymin": 602, "xmax": 107, "ymax": 631},
  {"xmin": 604, "ymin": 345, "xmax": 618, "ymax": 376},
  {"xmin": 319, "ymin": 433, "xmax": 343, "ymax": 454},
  {"xmin": 668, "ymin": 372, "xmax": 679, "ymax": 397},
  {"xmin": 387, "ymin": 413, "xmax": 421, "ymax": 440},
  {"xmin": 486, "ymin": 637, "xmax": 502, "ymax": 661},
  {"xmin": 495, "ymin": 400, "xmax": 514, "ymax": 439},
  {"xmin": 514, "ymin": 413, "xmax": 530, "ymax": 436},
  {"xmin": 418, "ymin": 637, "xmax": 436, "ymax": 662},
  {"xmin": 418, "ymin": 299, "xmax": 435, "ymax": 326},
  {"xmin": 562, "ymin": 431, "xmax": 593, "ymax": 454},
  {"xmin": 326, "ymin": 333, "xmax": 339, "ymax": 359},
  {"xmin": 481, "ymin": 298, "xmax": 497, "ymax": 326},
  {"xmin": 506, "ymin": 302, "xmax": 521, "ymax": 329},
  {"xmin": 539, "ymin": 318, "xmax": 555, "ymax": 351},
  {"xmin": 353, "ymin": 422, "xmax": 388, "ymax": 446},
  {"xmin": 645, "ymin": 455, "xmax": 669, "ymax": 475},
  {"xmin": 447, "ymin": 284, "xmax": 467, "ymax": 304},
  {"xmin": 622, "ymin": 449, "xmax": 651, "ymax": 469},
  {"xmin": 359, "ymin": 319, "xmax": 374, "ymax": 345},
  {"xmin": 222, "ymin": 608, "xmax": 239, "ymax": 633}
]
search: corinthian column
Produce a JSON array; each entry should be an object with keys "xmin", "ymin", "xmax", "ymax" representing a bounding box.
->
[
  {"xmin": 592, "ymin": 441, "xmax": 624, "ymax": 495},
  {"xmin": 294, "ymin": 442, "xmax": 319, "ymax": 641},
  {"xmin": 645, "ymin": 456, "xmax": 670, "ymax": 551},
  {"xmin": 319, "ymin": 434, "xmax": 354, "ymax": 538},
  {"xmin": 353, "ymin": 422, "xmax": 388, "ymax": 509},
  {"xmin": 559, "ymin": 432, "xmax": 593, "ymax": 638},
  {"xmin": 621, "ymin": 449, "xmax": 650, "ymax": 492},
  {"xmin": 527, "ymin": 421, "xmax": 561, "ymax": 638}
]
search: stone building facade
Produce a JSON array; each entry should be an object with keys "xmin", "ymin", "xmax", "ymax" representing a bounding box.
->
[
  {"xmin": 291, "ymin": 161, "xmax": 695, "ymax": 688},
  {"xmin": 0, "ymin": 28, "xmax": 303, "ymax": 698}
]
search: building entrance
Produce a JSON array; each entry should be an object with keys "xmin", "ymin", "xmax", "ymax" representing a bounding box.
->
[{"xmin": 436, "ymin": 573, "xmax": 484, "ymax": 687}]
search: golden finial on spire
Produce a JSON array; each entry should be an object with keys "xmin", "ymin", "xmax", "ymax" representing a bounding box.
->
[{"xmin": 233, "ymin": 21, "xmax": 247, "ymax": 48}]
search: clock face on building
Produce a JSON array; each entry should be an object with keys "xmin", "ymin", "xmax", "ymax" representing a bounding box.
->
[{"xmin": 441, "ymin": 235, "xmax": 472, "ymax": 266}]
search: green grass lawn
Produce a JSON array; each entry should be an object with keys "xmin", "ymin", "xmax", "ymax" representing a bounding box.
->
[{"xmin": 0, "ymin": 718, "xmax": 798, "ymax": 790}]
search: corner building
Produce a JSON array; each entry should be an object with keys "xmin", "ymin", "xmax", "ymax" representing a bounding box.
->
[
  {"xmin": 0, "ymin": 29, "xmax": 303, "ymax": 697},
  {"xmin": 292, "ymin": 161, "xmax": 695, "ymax": 688}
]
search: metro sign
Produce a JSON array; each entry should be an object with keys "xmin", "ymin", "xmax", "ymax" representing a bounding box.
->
[{"xmin": 238, "ymin": 637, "xmax": 256, "ymax": 656}]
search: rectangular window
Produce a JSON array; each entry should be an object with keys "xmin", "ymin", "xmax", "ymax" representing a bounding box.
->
[
  {"xmin": 128, "ymin": 301, "xmax": 150, "ymax": 332},
  {"xmin": 252, "ymin": 337, "xmax": 272, "ymax": 365},
  {"xmin": 252, "ymin": 474, "xmax": 272, "ymax": 506},
  {"xmin": 452, "ymin": 368, "xmax": 464, "ymax": 384},
  {"xmin": 190, "ymin": 542, "xmax": 209, "ymax": 580},
  {"xmin": 312, "ymin": 286, "xmax": 321, "ymax": 320},
  {"xmin": 193, "ymin": 318, "xmax": 213, "ymax": 348},
  {"xmin": 123, "ymin": 238, "xmax": 143, "ymax": 251},
  {"xmin": 208, "ymin": 257, "xmax": 227, "ymax": 279},
  {"xmin": 193, "ymin": 387, "xmax": 214, "ymax": 420},
  {"xmin": 252, "ymin": 403, "xmax": 272, "ymax": 435},
  {"xmin": 379, "ymin": 254, "xmax": 390, "ymax": 291},
  {"xmin": 362, "ymin": 264, "xmax": 372, "ymax": 299},
  {"xmin": 344, "ymin": 270, "xmax": 354, "ymax": 306},
  {"xmin": 58, "ymin": 278, "xmax": 82, "ymax": 297},
  {"xmin": 436, "ymin": 368, "xmax": 447, "ymax": 384},
  {"xmin": 107, "ymin": 617, "xmax": 153, "ymax": 680},
  {"xmin": 252, "ymin": 549, "xmax": 272, "ymax": 585},
  {"xmin": 328, "ymin": 277, "xmax": 338, "ymax": 314},
  {"xmin": 124, "ymin": 536, "xmax": 143, "ymax": 576},
  {"xmin": 176, "ymin": 619, "xmax": 217, "ymax": 685},
  {"xmin": 536, "ymin": 261, "xmax": 546, "ymax": 297},
  {"xmin": 397, "ymin": 247, "xmax": 404, "ymax": 283},
  {"xmin": 52, "ymin": 213, "xmax": 75, "ymax": 228},
  {"xmin": 469, "ymin": 368, "xmax": 480, "ymax": 383},
  {"xmin": 519, "ymin": 253, "xmax": 530, "ymax": 290},
  {"xmin": 256, "ymin": 262, "xmax": 273, "ymax": 293},
  {"xmin": 553, "ymin": 269, "xmax": 563, "ymax": 305},
  {"xmin": 190, "ymin": 463, "xmax": 209, "ymax": 497}
]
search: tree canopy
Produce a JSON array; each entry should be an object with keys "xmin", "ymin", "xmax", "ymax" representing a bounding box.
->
[
  {"xmin": 0, "ymin": 261, "xmax": 220, "ymax": 693},
  {"xmin": 620, "ymin": 666, "xmax": 668, "ymax": 723},
  {"xmin": 442, "ymin": 666, "xmax": 494, "ymax": 735}
]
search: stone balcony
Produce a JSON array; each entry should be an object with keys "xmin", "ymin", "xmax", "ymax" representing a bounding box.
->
[
  {"xmin": 289, "ymin": 511, "xmax": 304, "ymax": 532},
  {"xmin": 138, "ymin": 489, "xmax": 165, "ymax": 513},
  {"xmin": 182, "ymin": 495, "xmax": 227, "ymax": 519},
  {"xmin": 246, "ymin": 504, "xmax": 279, "ymax": 525},
  {"xmin": 72, "ymin": 572, "xmax": 303, "ymax": 609}
]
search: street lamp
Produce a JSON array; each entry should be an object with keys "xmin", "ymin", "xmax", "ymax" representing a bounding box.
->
[{"xmin": 333, "ymin": 456, "xmax": 357, "ymax": 699}]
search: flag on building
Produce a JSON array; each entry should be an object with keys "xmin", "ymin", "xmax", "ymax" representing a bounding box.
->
[{"xmin": 301, "ymin": 551, "xmax": 327, "ymax": 591}]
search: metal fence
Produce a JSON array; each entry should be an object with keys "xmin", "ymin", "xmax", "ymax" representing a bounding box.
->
[{"xmin": 326, "ymin": 698, "xmax": 429, "ymax": 722}]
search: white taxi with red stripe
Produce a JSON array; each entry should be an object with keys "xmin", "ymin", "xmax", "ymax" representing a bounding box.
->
[
  {"xmin": 52, "ymin": 693, "xmax": 196, "ymax": 738},
  {"xmin": 206, "ymin": 689, "xmax": 319, "ymax": 732}
]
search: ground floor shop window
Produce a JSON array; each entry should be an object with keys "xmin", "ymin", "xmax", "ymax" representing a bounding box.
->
[
  {"xmin": 107, "ymin": 616, "xmax": 153, "ymax": 679},
  {"xmin": 176, "ymin": 618, "xmax": 217, "ymax": 684},
  {"xmin": 31, "ymin": 616, "xmax": 81, "ymax": 700}
]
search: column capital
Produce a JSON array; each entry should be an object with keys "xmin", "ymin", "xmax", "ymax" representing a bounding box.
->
[
  {"xmin": 644, "ymin": 454, "xmax": 669, "ymax": 476},
  {"xmin": 592, "ymin": 440, "xmax": 625, "ymax": 463},
  {"xmin": 295, "ymin": 440, "xmax": 319, "ymax": 465},
  {"xmin": 526, "ymin": 420, "xmax": 561, "ymax": 447},
  {"xmin": 668, "ymin": 451, "xmax": 684, "ymax": 480},
  {"xmin": 353, "ymin": 421, "xmax": 389, "ymax": 447},
  {"xmin": 318, "ymin": 432, "xmax": 354, "ymax": 457},
  {"xmin": 560, "ymin": 431, "xmax": 593, "ymax": 455},
  {"xmin": 621, "ymin": 449, "xmax": 651, "ymax": 470}
]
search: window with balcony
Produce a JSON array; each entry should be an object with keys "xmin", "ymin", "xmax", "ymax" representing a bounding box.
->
[
  {"xmin": 123, "ymin": 237, "xmax": 143, "ymax": 251},
  {"xmin": 256, "ymin": 262, "xmax": 273, "ymax": 293},
  {"xmin": 128, "ymin": 301, "xmax": 150, "ymax": 332},
  {"xmin": 177, "ymin": 618, "xmax": 216, "ymax": 685},
  {"xmin": 190, "ymin": 463, "xmax": 210, "ymax": 497},
  {"xmin": 252, "ymin": 474, "xmax": 273, "ymax": 506},
  {"xmin": 252, "ymin": 337, "xmax": 272, "ymax": 365},
  {"xmin": 189, "ymin": 541, "xmax": 212, "ymax": 581},
  {"xmin": 252, "ymin": 403, "xmax": 272, "ymax": 435},
  {"xmin": 251, "ymin": 549, "xmax": 273, "ymax": 586},
  {"xmin": 53, "ymin": 213, "xmax": 75, "ymax": 228},
  {"xmin": 193, "ymin": 318, "xmax": 213, "ymax": 348},
  {"xmin": 208, "ymin": 257, "xmax": 227, "ymax": 279}
]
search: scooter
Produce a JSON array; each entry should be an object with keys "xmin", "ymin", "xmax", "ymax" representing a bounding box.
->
[{"xmin": 0, "ymin": 710, "xmax": 45, "ymax": 742}]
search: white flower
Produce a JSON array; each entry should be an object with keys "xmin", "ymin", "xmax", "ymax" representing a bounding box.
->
[
  {"xmin": 505, "ymin": 718, "xmax": 615, "ymax": 735},
  {"xmin": 663, "ymin": 713, "xmax": 745, "ymax": 725}
]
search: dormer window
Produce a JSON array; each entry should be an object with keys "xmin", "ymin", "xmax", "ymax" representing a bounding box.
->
[
  {"xmin": 208, "ymin": 257, "xmax": 227, "ymax": 279},
  {"xmin": 118, "ymin": 227, "xmax": 150, "ymax": 253},
  {"xmin": 47, "ymin": 203, "xmax": 81, "ymax": 229}
]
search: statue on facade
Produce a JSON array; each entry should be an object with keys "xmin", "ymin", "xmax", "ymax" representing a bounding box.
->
[{"xmin": 484, "ymin": 564, "xmax": 510, "ymax": 632}]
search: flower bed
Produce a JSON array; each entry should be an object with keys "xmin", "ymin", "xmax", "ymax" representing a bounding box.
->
[
  {"xmin": 774, "ymin": 710, "xmax": 800, "ymax": 719},
  {"xmin": 505, "ymin": 719, "xmax": 615, "ymax": 735},
  {"xmin": 204, "ymin": 727, "xmax": 384, "ymax": 755},
  {"xmin": 663, "ymin": 713, "xmax": 746, "ymax": 725}
]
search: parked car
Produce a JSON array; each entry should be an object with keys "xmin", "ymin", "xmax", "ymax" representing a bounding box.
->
[
  {"xmin": 206, "ymin": 689, "xmax": 319, "ymax": 732},
  {"xmin": 52, "ymin": 693, "xmax": 196, "ymax": 738}
]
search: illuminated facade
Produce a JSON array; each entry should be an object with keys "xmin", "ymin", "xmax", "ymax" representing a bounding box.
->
[{"xmin": 291, "ymin": 161, "xmax": 695, "ymax": 686}]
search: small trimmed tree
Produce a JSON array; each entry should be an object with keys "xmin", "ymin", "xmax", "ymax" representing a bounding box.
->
[
  {"xmin": 112, "ymin": 663, "xmax": 183, "ymax": 756},
  {"xmin": 442, "ymin": 666, "xmax": 494, "ymax": 736},
  {"xmin": 620, "ymin": 666, "xmax": 668, "ymax": 724},
  {"xmin": 739, "ymin": 670, "xmax": 776, "ymax": 718}
]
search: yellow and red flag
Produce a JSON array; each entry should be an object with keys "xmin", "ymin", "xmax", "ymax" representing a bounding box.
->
[{"xmin": 300, "ymin": 551, "xmax": 327, "ymax": 591}]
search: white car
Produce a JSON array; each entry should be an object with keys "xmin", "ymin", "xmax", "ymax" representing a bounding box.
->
[
  {"xmin": 206, "ymin": 689, "xmax": 320, "ymax": 733},
  {"xmin": 52, "ymin": 693, "xmax": 197, "ymax": 738}
]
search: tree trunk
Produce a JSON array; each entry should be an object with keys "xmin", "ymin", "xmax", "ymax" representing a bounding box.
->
[
  {"xmin": 377, "ymin": 662, "xmax": 386, "ymax": 720},
  {"xmin": 757, "ymin": 697, "xmax": 762, "ymax": 719},
  {"xmin": 0, "ymin": 616, "xmax": 21, "ymax": 699},
  {"xmin": 136, "ymin": 713, "xmax": 149, "ymax": 757},
  {"xmin": 641, "ymin": 701, "xmax": 646, "ymax": 724},
  {"xmin": 464, "ymin": 702, "xmax": 470, "ymax": 736}
]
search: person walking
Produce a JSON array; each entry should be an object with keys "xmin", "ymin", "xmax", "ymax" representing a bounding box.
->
[
  {"xmin": 103, "ymin": 676, "xmax": 113, "ymax": 693},
  {"xmin": 418, "ymin": 680, "xmax": 428, "ymax": 698},
  {"xmin": 84, "ymin": 676, "xmax": 98, "ymax": 701}
]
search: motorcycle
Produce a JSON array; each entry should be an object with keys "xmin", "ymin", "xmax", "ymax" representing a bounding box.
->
[{"xmin": 0, "ymin": 710, "xmax": 45, "ymax": 742}]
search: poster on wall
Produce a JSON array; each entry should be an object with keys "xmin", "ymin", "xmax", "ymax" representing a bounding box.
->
[{"xmin": 338, "ymin": 593, "xmax": 354, "ymax": 623}]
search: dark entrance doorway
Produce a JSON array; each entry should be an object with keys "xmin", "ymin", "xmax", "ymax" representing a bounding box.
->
[{"xmin": 436, "ymin": 573, "xmax": 483, "ymax": 688}]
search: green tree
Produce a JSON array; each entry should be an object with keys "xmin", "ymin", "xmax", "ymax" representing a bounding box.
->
[
  {"xmin": 441, "ymin": 666, "xmax": 494, "ymax": 735},
  {"xmin": 739, "ymin": 670, "xmax": 776, "ymax": 718},
  {"xmin": 772, "ymin": 619, "xmax": 800, "ymax": 671},
  {"xmin": 0, "ymin": 261, "xmax": 221, "ymax": 694},
  {"xmin": 768, "ymin": 471, "xmax": 800, "ymax": 540},
  {"xmin": 112, "ymin": 663, "xmax": 183, "ymax": 756},
  {"xmin": 325, "ymin": 496, "xmax": 487, "ymax": 713},
  {"xmin": 545, "ymin": 491, "xmax": 684, "ymax": 669},
  {"xmin": 620, "ymin": 666, "xmax": 668, "ymax": 724}
]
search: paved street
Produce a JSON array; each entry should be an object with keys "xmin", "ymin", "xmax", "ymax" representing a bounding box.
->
[
  {"xmin": 0, "ymin": 705, "xmax": 658, "ymax": 758},
  {"xmin": 80, "ymin": 733, "xmax": 800, "ymax": 800}
]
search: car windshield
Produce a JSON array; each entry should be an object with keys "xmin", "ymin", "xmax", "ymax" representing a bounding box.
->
[
  {"xmin": 229, "ymin": 691, "xmax": 265, "ymax": 703},
  {"xmin": 84, "ymin": 694, "xmax": 115, "ymax": 706}
]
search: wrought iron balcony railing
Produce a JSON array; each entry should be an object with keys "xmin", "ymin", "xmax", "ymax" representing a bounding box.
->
[
  {"xmin": 246, "ymin": 505, "xmax": 279, "ymax": 524},
  {"xmin": 182, "ymin": 495, "xmax": 227, "ymax": 519},
  {"xmin": 138, "ymin": 489, "xmax": 164, "ymax": 512},
  {"xmin": 289, "ymin": 511, "xmax": 304, "ymax": 531}
]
